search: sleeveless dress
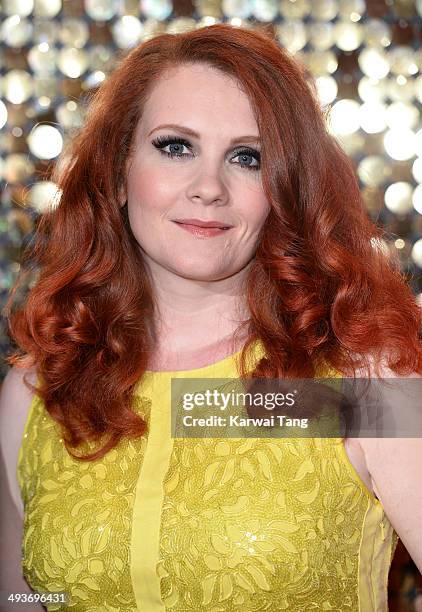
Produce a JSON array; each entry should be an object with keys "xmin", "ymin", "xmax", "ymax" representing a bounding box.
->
[{"xmin": 17, "ymin": 341, "xmax": 399, "ymax": 611}]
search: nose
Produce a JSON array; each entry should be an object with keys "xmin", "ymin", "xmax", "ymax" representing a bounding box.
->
[{"xmin": 185, "ymin": 161, "xmax": 229, "ymax": 206}]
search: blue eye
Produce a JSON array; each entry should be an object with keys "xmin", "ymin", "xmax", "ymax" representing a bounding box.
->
[
  {"xmin": 152, "ymin": 136, "xmax": 192, "ymax": 158},
  {"xmin": 151, "ymin": 135, "xmax": 261, "ymax": 171},
  {"xmin": 231, "ymin": 149, "xmax": 260, "ymax": 171}
]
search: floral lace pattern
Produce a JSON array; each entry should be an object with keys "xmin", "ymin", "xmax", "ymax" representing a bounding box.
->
[
  {"xmin": 157, "ymin": 435, "xmax": 395, "ymax": 611},
  {"xmin": 18, "ymin": 394, "xmax": 151, "ymax": 611},
  {"xmin": 18, "ymin": 365, "xmax": 398, "ymax": 611}
]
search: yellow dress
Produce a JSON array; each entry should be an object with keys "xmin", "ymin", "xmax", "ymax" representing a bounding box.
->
[{"xmin": 17, "ymin": 341, "xmax": 399, "ymax": 611}]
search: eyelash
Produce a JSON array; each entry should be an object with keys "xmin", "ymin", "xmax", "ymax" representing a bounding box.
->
[{"xmin": 151, "ymin": 135, "xmax": 261, "ymax": 172}]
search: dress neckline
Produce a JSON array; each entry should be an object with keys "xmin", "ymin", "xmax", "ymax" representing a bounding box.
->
[{"xmin": 144, "ymin": 346, "xmax": 243, "ymax": 377}]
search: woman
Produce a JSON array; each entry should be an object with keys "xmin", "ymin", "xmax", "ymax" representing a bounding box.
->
[{"xmin": 1, "ymin": 23, "xmax": 421, "ymax": 611}]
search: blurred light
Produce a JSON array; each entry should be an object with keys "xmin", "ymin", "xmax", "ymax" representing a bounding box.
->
[
  {"xmin": 0, "ymin": 101, "xmax": 8, "ymax": 130},
  {"xmin": 412, "ymin": 158, "xmax": 422, "ymax": 183},
  {"xmin": 385, "ymin": 102, "xmax": 419, "ymax": 130},
  {"xmin": 310, "ymin": 0, "xmax": 337, "ymax": 20},
  {"xmin": 59, "ymin": 19, "xmax": 89, "ymax": 48},
  {"xmin": 12, "ymin": 126, "xmax": 23, "ymax": 137},
  {"xmin": 276, "ymin": 21, "xmax": 307, "ymax": 53},
  {"xmin": 384, "ymin": 182, "xmax": 413, "ymax": 214},
  {"xmin": 84, "ymin": 71, "xmax": 106, "ymax": 89},
  {"xmin": 27, "ymin": 124, "xmax": 63, "ymax": 159},
  {"xmin": 394, "ymin": 239, "xmax": 405, "ymax": 249},
  {"xmin": 333, "ymin": 21, "xmax": 363, "ymax": 51},
  {"xmin": 141, "ymin": 0, "xmax": 173, "ymax": 20},
  {"xmin": 1, "ymin": 15, "xmax": 33, "ymax": 47},
  {"xmin": 4, "ymin": 0, "xmax": 34, "ymax": 16},
  {"xmin": 363, "ymin": 18, "xmax": 391, "ymax": 47},
  {"xmin": 3, "ymin": 154, "xmax": 35, "ymax": 183},
  {"xmin": 411, "ymin": 239, "xmax": 422, "ymax": 268},
  {"xmin": 358, "ymin": 155, "xmax": 390, "ymax": 187},
  {"xmin": 389, "ymin": 46, "xmax": 418, "ymax": 76},
  {"xmin": 328, "ymin": 99, "xmax": 361, "ymax": 135},
  {"xmin": 166, "ymin": 18, "xmax": 196, "ymax": 33},
  {"xmin": 89, "ymin": 45, "xmax": 113, "ymax": 72},
  {"xmin": 56, "ymin": 100, "xmax": 84, "ymax": 129},
  {"xmin": 279, "ymin": 0, "xmax": 311, "ymax": 19},
  {"xmin": 38, "ymin": 96, "xmax": 51, "ymax": 107},
  {"xmin": 34, "ymin": 0, "xmax": 61, "ymax": 17},
  {"xmin": 387, "ymin": 75, "xmax": 415, "ymax": 103},
  {"xmin": 359, "ymin": 48, "xmax": 390, "ymax": 79},
  {"xmin": 85, "ymin": 0, "xmax": 116, "ymax": 20},
  {"xmin": 415, "ymin": 129, "xmax": 422, "ymax": 158},
  {"xmin": 359, "ymin": 102, "xmax": 387, "ymax": 134},
  {"xmin": 4, "ymin": 70, "xmax": 33, "ymax": 104},
  {"xmin": 33, "ymin": 20, "xmax": 56, "ymax": 44},
  {"xmin": 315, "ymin": 75, "xmax": 338, "ymax": 107},
  {"xmin": 57, "ymin": 48, "xmax": 89, "ymax": 78},
  {"xmin": 384, "ymin": 129, "xmax": 416, "ymax": 161},
  {"xmin": 358, "ymin": 76, "xmax": 387, "ymax": 102},
  {"xmin": 416, "ymin": 75, "xmax": 422, "ymax": 104},
  {"xmin": 306, "ymin": 50, "xmax": 338, "ymax": 75},
  {"xmin": 28, "ymin": 44, "xmax": 57, "ymax": 74},
  {"xmin": 335, "ymin": 132, "xmax": 364, "ymax": 156},
  {"xmin": 26, "ymin": 181, "xmax": 62, "ymax": 212},
  {"xmin": 413, "ymin": 184, "xmax": 422, "ymax": 215},
  {"xmin": 338, "ymin": 0, "xmax": 365, "ymax": 19},
  {"xmin": 198, "ymin": 16, "xmax": 218, "ymax": 26},
  {"xmin": 252, "ymin": 0, "xmax": 278, "ymax": 22},
  {"xmin": 307, "ymin": 22, "xmax": 334, "ymax": 50},
  {"xmin": 111, "ymin": 16, "xmax": 144, "ymax": 48}
]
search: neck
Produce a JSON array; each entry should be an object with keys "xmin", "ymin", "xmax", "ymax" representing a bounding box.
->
[{"xmin": 146, "ymin": 258, "xmax": 252, "ymax": 358}]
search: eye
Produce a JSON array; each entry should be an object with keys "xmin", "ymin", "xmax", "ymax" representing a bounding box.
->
[
  {"xmin": 231, "ymin": 148, "xmax": 261, "ymax": 171},
  {"xmin": 151, "ymin": 135, "xmax": 192, "ymax": 158},
  {"xmin": 151, "ymin": 135, "xmax": 261, "ymax": 171}
]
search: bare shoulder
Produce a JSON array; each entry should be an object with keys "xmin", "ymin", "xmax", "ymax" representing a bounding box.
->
[
  {"xmin": 0, "ymin": 365, "xmax": 38, "ymax": 519},
  {"xmin": 351, "ymin": 352, "xmax": 422, "ymax": 499},
  {"xmin": 351, "ymin": 355, "xmax": 422, "ymax": 570}
]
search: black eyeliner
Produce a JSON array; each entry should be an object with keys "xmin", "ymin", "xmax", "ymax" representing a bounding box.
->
[{"xmin": 151, "ymin": 135, "xmax": 260, "ymax": 170}]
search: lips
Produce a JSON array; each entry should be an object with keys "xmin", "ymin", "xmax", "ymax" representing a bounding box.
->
[
  {"xmin": 172, "ymin": 219, "xmax": 232, "ymax": 229},
  {"xmin": 172, "ymin": 221, "xmax": 232, "ymax": 238}
]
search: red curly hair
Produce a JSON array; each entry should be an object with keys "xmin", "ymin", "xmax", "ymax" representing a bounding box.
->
[{"xmin": 4, "ymin": 24, "xmax": 422, "ymax": 460}]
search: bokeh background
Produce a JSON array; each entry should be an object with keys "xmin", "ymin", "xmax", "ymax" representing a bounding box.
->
[{"xmin": 1, "ymin": 0, "xmax": 422, "ymax": 608}]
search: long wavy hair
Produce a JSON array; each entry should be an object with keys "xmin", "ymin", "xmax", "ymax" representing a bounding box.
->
[{"xmin": 5, "ymin": 24, "xmax": 422, "ymax": 460}]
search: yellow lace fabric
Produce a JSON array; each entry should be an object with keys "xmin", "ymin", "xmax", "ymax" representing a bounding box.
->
[
  {"xmin": 17, "ymin": 393, "xmax": 152, "ymax": 611},
  {"xmin": 17, "ymin": 345, "xmax": 399, "ymax": 611}
]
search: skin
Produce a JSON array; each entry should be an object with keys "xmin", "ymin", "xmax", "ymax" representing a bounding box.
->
[{"xmin": 122, "ymin": 62, "xmax": 271, "ymax": 370}]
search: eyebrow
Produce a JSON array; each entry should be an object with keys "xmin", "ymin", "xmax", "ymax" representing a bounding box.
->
[{"xmin": 147, "ymin": 123, "xmax": 261, "ymax": 145}]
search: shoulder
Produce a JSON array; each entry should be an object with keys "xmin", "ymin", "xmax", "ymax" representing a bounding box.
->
[
  {"xmin": 353, "ymin": 351, "xmax": 422, "ymax": 474},
  {"xmin": 0, "ymin": 365, "xmax": 38, "ymax": 519},
  {"xmin": 354, "ymin": 355, "xmax": 422, "ymax": 572}
]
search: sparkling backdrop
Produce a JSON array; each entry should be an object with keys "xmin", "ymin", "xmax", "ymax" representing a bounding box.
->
[{"xmin": 1, "ymin": 0, "xmax": 422, "ymax": 377}]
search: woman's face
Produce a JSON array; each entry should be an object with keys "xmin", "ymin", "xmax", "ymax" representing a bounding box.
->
[{"xmin": 124, "ymin": 62, "xmax": 271, "ymax": 283}]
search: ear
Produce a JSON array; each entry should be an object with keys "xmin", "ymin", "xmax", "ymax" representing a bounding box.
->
[{"xmin": 118, "ymin": 183, "xmax": 127, "ymax": 208}]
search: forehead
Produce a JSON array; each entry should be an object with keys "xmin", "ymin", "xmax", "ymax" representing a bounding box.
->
[{"xmin": 138, "ymin": 63, "xmax": 258, "ymax": 136}]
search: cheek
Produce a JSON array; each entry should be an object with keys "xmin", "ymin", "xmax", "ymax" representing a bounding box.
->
[
  {"xmin": 127, "ymin": 161, "xmax": 177, "ymax": 208},
  {"xmin": 242, "ymin": 190, "xmax": 271, "ymax": 230}
]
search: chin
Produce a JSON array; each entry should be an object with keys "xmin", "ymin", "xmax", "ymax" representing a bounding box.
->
[{"xmin": 171, "ymin": 265, "xmax": 230, "ymax": 281}]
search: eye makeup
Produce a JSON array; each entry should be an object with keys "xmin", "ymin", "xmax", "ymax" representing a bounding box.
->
[{"xmin": 151, "ymin": 135, "xmax": 261, "ymax": 171}]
